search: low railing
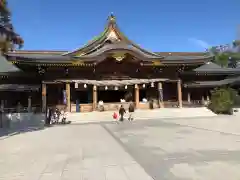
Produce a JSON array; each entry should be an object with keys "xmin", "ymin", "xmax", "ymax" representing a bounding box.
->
[{"xmin": 2, "ymin": 105, "xmax": 42, "ymax": 113}]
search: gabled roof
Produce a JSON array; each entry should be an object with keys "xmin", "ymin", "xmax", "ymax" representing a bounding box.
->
[
  {"xmin": 182, "ymin": 62, "xmax": 240, "ymax": 75},
  {"xmin": 0, "ymin": 55, "xmax": 21, "ymax": 73},
  {"xmin": 6, "ymin": 50, "xmax": 213, "ymax": 64},
  {"xmin": 75, "ymin": 43, "xmax": 163, "ymax": 62},
  {"xmin": 185, "ymin": 76, "xmax": 240, "ymax": 88},
  {"xmin": 62, "ymin": 14, "xmax": 163, "ymax": 58},
  {"xmin": 5, "ymin": 15, "xmax": 213, "ymax": 64},
  {"xmin": 155, "ymin": 52, "xmax": 208, "ymax": 56},
  {"xmin": 6, "ymin": 53, "xmax": 71, "ymax": 62},
  {"xmin": 194, "ymin": 62, "xmax": 223, "ymax": 71}
]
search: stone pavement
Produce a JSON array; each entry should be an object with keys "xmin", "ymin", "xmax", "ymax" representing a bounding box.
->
[
  {"xmin": 161, "ymin": 115, "xmax": 240, "ymax": 136},
  {"xmin": 68, "ymin": 107, "xmax": 216, "ymax": 124},
  {"xmin": 104, "ymin": 117, "xmax": 240, "ymax": 180},
  {"xmin": 0, "ymin": 124, "xmax": 152, "ymax": 180},
  {"xmin": 2, "ymin": 115, "xmax": 240, "ymax": 180}
]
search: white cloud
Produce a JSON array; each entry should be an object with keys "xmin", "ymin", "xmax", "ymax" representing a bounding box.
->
[{"xmin": 188, "ymin": 38, "xmax": 211, "ymax": 49}]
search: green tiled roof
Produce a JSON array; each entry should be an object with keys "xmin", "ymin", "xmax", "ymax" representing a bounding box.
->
[
  {"xmin": 185, "ymin": 76, "xmax": 240, "ymax": 88},
  {"xmin": 0, "ymin": 55, "xmax": 20, "ymax": 73},
  {"xmin": 194, "ymin": 62, "xmax": 223, "ymax": 71}
]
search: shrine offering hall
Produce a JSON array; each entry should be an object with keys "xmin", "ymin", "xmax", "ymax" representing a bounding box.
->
[{"xmin": 4, "ymin": 15, "xmax": 238, "ymax": 113}]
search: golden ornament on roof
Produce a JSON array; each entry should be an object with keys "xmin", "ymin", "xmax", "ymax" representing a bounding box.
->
[
  {"xmin": 112, "ymin": 52, "xmax": 126, "ymax": 62},
  {"xmin": 109, "ymin": 13, "xmax": 115, "ymax": 21},
  {"xmin": 153, "ymin": 61, "xmax": 161, "ymax": 66},
  {"xmin": 71, "ymin": 60, "xmax": 85, "ymax": 66}
]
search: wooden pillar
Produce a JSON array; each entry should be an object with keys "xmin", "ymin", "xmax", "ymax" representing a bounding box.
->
[
  {"xmin": 187, "ymin": 92, "xmax": 191, "ymax": 103},
  {"xmin": 28, "ymin": 96, "xmax": 32, "ymax": 113},
  {"xmin": 42, "ymin": 83, "xmax": 47, "ymax": 113},
  {"xmin": 93, "ymin": 85, "xmax": 97, "ymax": 110},
  {"xmin": 158, "ymin": 82, "xmax": 164, "ymax": 108},
  {"xmin": 177, "ymin": 80, "xmax": 183, "ymax": 108},
  {"xmin": 135, "ymin": 84, "xmax": 139, "ymax": 108},
  {"xmin": 66, "ymin": 83, "xmax": 71, "ymax": 112}
]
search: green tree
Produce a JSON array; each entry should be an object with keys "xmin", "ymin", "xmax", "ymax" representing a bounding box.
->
[
  {"xmin": 208, "ymin": 87, "xmax": 237, "ymax": 114},
  {"xmin": 0, "ymin": 0, "xmax": 23, "ymax": 53},
  {"xmin": 207, "ymin": 39, "xmax": 240, "ymax": 68},
  {"xmin": 214, "ymin": 53, "xmax": 229, "ymax": 67}
]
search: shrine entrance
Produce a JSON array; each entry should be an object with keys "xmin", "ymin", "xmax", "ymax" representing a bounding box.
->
[{"xmin": 97, "ymin": 85, "xmax": 134, "ymax": 103}]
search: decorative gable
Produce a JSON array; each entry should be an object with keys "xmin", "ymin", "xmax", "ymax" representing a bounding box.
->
[
  {"xmin": 106, "ymin": 29, "xmax": 121, "ymax": 42},
  {"xmin": 63, "ymin": 14, "xmax": 163, "ymax": 60}
]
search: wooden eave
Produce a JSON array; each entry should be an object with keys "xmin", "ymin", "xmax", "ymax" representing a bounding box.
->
[
  {"xmin": 8, "ymin": 50, "xmax": 67, "ymax": 55},
  {"xmin": 182, "ymin": 71, "xmax": 240, "ymax": 75},
  {"xmin": 181, "ymin": 62, "xmax": 240, "ymax": 75},
  {"xmin": 6, "ymin": 47, "xmax": 212, "ymax": 66},
  {"xmin": 184, "ymin": 76, "xmax": 240, "ymax": 88},
  {"xmin": 6, "ymin": 55, "xmax": 212, "ymax": 67}
]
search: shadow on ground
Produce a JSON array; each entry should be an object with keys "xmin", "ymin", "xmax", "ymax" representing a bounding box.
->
[
  {"xmin": 102, "ymin": 119, "xmax": 240, "ymax": 180},
  {"xmin": 0, "ymin": 113, "xmax": 46, "ymax": 139}
]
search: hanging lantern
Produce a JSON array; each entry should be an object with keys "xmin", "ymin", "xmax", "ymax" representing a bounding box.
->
[
  {"xmin": 151, "ymin": 82, "xmax": 154, "ymax": 87},
  {"xmin": 125, "ymin": 85, "xmax": 127, "ymax": 89},
  {"xmin": 114, "ymin": 86, "xmax": 118, "ymax": 90},
  {"xmin": 84, "ymin": 84, "xmax": 87, "ymax": 88},
  {"xmin": 142, "ymin": 84, "xmax": 146, "ymax": 88},
  {"xmin": 75, "ymin": 82, "xmax": 78, "ymax": 89},
  {"xmin": 105, "ymin": 86, "xmax": 108, "ymax": 90}
]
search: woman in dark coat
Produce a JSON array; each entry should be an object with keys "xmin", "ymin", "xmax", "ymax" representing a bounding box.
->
[
  {"xmin": 119, "ymin": 105, "xmax": 126, "ymax": 122},
  {"xmin": 128, "ymin": 102, "xmax": 135, "ymax": 121}
]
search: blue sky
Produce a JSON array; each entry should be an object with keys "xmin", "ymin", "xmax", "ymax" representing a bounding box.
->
[{"xmin": 9, "ymin": 0, "xmax": 240, "ymax": 52}]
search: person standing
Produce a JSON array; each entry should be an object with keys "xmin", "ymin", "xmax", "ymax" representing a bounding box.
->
[
  {"xmin": 128, "ymin": 102, "xmax": 135, "ymax": 121},
  {"xmin": 119, "ymin": 105, "xmax": 126, "ymax": 122},
  {"xmin": 45, "ymin": 107, "xmax": 52, "ymax": 126}
]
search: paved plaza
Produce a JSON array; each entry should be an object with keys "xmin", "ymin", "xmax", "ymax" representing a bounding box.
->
[{"xmin": 1, "ymin": 115, "xmax": 240, "ymax": 179}]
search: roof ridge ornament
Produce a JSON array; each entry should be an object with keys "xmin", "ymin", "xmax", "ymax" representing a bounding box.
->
[{"xmin": 108, "ymin": 13, "xmax": 116, "ymax": 22}]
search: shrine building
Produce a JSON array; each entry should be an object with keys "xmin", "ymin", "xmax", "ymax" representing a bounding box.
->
[{"xmin": 2, "ymin": 15, "xmax": 240, "ymax": 112}]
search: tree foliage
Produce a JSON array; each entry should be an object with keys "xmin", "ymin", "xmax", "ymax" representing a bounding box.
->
[
  {"xmin": 0, "ymin": 0, "xmax": 23, "ymax": 52},
  {"xmin": 214, "ymin": 53, "xmax": 229, "ymax": 67},
  {"xmin": 208, "ymin": 87, "xmax": 237, "ymax": 114},
  {"xmin": 207, "ymin": 40, "xmax": 240, "ymax": 68}
]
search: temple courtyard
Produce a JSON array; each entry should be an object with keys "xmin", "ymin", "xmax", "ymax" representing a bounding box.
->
[{"xmin": 1, "ymin": 115, "xmax": 240, "ymax": 180}]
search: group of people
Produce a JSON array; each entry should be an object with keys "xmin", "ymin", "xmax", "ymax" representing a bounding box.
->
[
  {"xmin": 46, "ymin": 106, "xmax": 68, "ymax": 125},
  {"xmin": 118, "ymin": 102, "xmax": 135, "ymax": 122}
]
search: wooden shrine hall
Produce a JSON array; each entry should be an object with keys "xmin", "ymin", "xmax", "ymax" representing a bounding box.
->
[{"xmin": 5, "ymin": 14, "xmax": 239, "ymax": 113}]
